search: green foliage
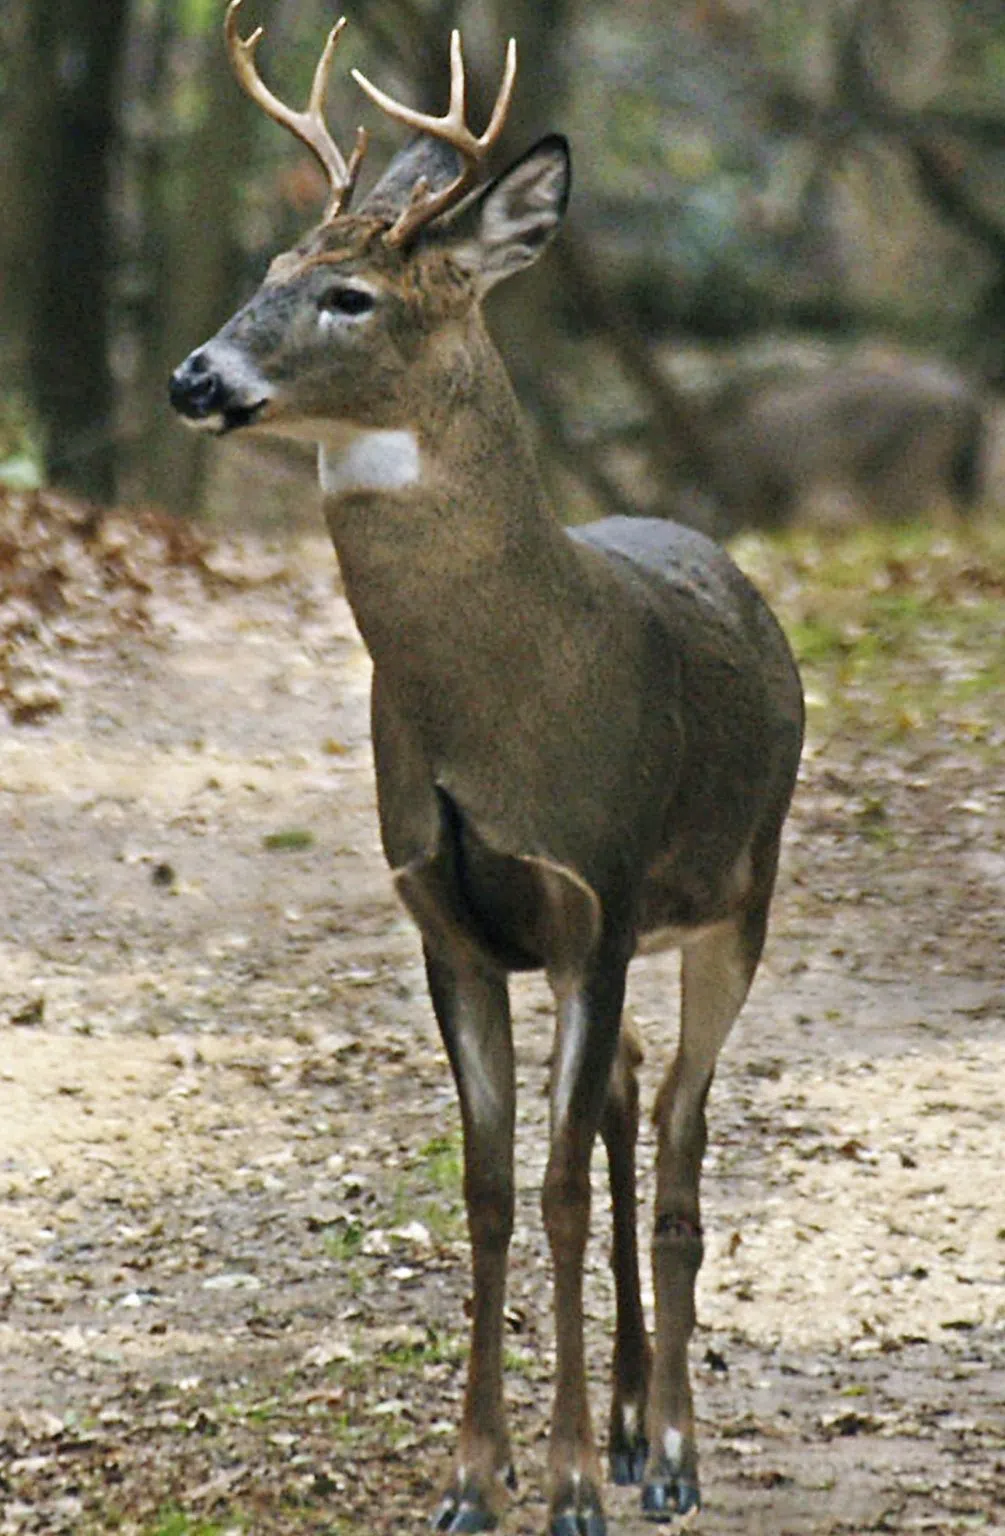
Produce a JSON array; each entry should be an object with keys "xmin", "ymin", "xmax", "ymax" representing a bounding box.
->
[
  {"xmin": 757, "ymin": 0, "xmax": 830, "ymax": 78},
  {"xmin": 180, "ymin": 0, "xmax": 222, "ymax": 37},
  {"xmin": 0, "ymin": 393, "xmax": 45, "ymax": 490}
]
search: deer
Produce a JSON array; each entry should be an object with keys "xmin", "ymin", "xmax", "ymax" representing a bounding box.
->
[
  {"xmin": 701, "ymin": 353, "xmax": 987, "ymax": 533},
  {"xmin": 169, "ymin": 6, "xmax": 804, "ymax": 1532}
]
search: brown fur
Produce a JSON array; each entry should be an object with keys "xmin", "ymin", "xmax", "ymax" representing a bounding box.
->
[{"xmin": 172, "ymin": 131, "xmax": 803, "ymax": 1536}]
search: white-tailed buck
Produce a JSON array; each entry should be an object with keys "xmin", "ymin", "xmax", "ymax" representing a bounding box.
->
[{"xmin": 170, "ymin": 6, "xmax": 804, "ymax": 1531}]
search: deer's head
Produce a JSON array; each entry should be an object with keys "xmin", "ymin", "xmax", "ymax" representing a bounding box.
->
[{"xmin": 169, "ymin": 1, "xmax": 569, "ymax": 446}]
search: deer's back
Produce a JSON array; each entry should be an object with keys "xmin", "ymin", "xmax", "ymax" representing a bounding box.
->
[{"xmin": 569, "ymin": 516, "xmax": 800, "ymax": 707}]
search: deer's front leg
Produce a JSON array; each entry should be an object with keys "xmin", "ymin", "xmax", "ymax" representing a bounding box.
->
[
  {"xmin": 425, "ymin": 948, "xmax": 516, "ymax": 1535},
  {"xmin": 544, "ymin": 958, "xmax": 628, "ymax": 1536}
]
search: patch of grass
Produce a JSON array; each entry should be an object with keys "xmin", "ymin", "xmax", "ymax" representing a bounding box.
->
[
  {"xmin": 381, "ymin": 1328, "xmax": 462, "ymax": 1370},
  {"xmin": 504, "ymin": 1346, "xmax": 543, "ymax": 1378},
  {"xmin": 262, "ymin": 828, "xmax": 315, "ymax": 852},
  {"xmin": 144, "ymin": 1511, "xmax": 241, "ymax": 1536},
  {"xmin": 389, "ymin": 1177, "xmax": 465, "ymax": 1243},
  {"xmin": 853, "ymin": 795, "xmax": 894, "ymax": 844},
  {"xmin": 420, "ymin": 1195, "xmax": 465, "ymax": 1244},
  {"xmin": 785, "ymin": 615, "xmax": 856, "ymax": 665},
  {"xmin": 734, "ymin": 522, "xmax": 1005, "ymax": 739},
  {"xmin": 324, "ymin": 1406, "xmax": 365, "ymax": 1448},
  {"xmin": 416, "ymin": 1131, "xmax": 463, "ymax": 1194},
  {"xmin": 231, "ymin": 1396, "xmax": 281, "ymax": 1426},
  {"xmin": 388, "ymin": 1129, "xmax": 466, "ymax": 1243},
  {"xmin": 322, "ymin": 1219, "xmax": 366, "ymax": 1262}
]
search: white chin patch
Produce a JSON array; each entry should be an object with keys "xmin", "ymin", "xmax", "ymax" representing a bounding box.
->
[{"xmin": 318, "ymin": 430, "xmax": 421, "ymax": 496}]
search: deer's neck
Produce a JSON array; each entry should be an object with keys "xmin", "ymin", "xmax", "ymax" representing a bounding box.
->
[{"xmin": 319, "ymin": 329, "xmax": 581, "ymax": 688}]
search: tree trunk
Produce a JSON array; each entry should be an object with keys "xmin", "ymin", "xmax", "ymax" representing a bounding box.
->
[
  {"xmin": 128, "ymin": 11, "xmax": 251, "ymax": 516},
  {"xmin": 0, "ymin": 0, "xmax": 34, "ymax": 394},
  {"xmin": 26, "ymin": 0, "xmax": 129, "ymax": 503}
]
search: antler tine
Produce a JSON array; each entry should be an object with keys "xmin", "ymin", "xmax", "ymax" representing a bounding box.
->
[
  {"xmin": 480, "ymin": 36, "xmax": 518, "ymax": 150},
  {"xmin": 351, "ymin": 32, "xmax": 518, "ymax": 246},
  {"xmin": 446, "ymin": 29, "xmax": 467, "ymax": 126},
  {"xmin": 224, "ymin": 0, "xmax": 365, "ymax": 220}
]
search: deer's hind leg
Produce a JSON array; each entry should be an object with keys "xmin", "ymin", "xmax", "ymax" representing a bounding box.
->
[
  {"xmin": 600, "ymin": 1016, "xmax": 652, "ymax": 1487},
  {"xmin": 642, "ymin": 905, "xmax": 768, "ymax": 1522},
  {"xmin": 424, "ymin": 948, "xmax": 516, "ymax": 1535}
]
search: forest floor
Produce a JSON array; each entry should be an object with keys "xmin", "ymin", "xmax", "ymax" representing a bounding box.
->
[{"xmin": 0, "ymin": 488, "xmax": 1002, "ymax": 1536}]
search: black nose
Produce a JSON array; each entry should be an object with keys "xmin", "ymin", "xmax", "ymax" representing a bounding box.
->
[{"xmin": 169, "ymin": 352, "xmax": 224, "ymax": 419}]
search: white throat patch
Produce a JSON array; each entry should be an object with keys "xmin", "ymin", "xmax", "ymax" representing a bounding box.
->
[{"xmin": 318, "ymin": 430, "xmax": 421, "ymax": 496}]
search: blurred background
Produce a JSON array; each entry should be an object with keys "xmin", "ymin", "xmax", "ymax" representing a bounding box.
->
[{"xmin": 2, "ymin": 0, "xmax": 1005, "ymax": 533}]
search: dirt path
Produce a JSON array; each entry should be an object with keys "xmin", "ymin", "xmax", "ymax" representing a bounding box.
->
[{"xmin": 0, "ymin": 509, "xmax": 1002, "ymax": 1535}]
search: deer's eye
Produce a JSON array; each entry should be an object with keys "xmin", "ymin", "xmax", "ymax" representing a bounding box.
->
[{"xmin": 319, "ymin": 285, "xmax": 374, "ymax": 318}]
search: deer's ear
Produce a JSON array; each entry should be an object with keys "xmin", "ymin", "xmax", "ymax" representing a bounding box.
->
[{"xmin": 442, "ymin": 135, "xmax": 571, "ymax": 295}]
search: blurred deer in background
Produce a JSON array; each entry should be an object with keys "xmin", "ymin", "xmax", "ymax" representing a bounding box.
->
[
  {"xmin": 170, "ymin": 5, "xmax": 804, "ymax": 1531},
  {"xmin": 702, "ymin": 354, "xmax": 987, "ymax": 532}
]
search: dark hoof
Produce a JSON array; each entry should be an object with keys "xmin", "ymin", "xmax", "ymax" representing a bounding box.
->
[
  {"xmin": 433, "ymin": 1494, "xmax": 498, "ymax": 1533},
  {"xmin": 609, "ymin": 1439, "xmax": 648, "ymax": 1486},
  {"xmin": 432, "ymin": 1466, "xmax": 513, "ymax": 1533},
  {"xmin": 640, "ymin": 1478, "xmax": 701, "ymax": 1523},
  {"xmin": 550, "ymin": 1510, "xmax": 607, "ymax": 1536},
  {"xmin": 549, "ymin": 1475, "xmax": 607, "ymax": 1536}
]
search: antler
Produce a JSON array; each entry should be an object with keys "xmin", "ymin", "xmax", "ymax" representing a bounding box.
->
[
  {"xmin": 351, "ymin": 30, "xmax": 517, "ymax": 246},
  {"xmin": 224, "ymin": 0, "xmax": 367, "ymax": 222}
]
